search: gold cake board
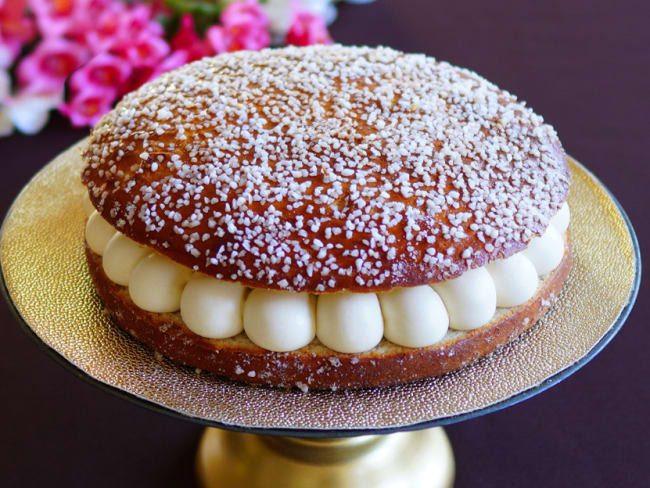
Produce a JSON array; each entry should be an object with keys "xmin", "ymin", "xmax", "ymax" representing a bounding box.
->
[{"xmin": 0, "ymin": 141, "xmax": 639, "ymax": 487}]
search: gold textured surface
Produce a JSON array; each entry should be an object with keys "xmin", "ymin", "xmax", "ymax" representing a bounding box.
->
[{"xmin": 0, "ymin": 140, "xmax": 638, "ymax": 432}]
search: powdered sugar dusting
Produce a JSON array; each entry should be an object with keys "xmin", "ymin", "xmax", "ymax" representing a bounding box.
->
[{"xmin": 82, "ymin": 45, "xmax": 569, "ymax": 292}]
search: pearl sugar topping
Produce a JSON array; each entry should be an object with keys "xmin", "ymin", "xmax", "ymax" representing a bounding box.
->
[{"xmin": 83, "ymin": 45, "xmax": 569, "ymax": 292}]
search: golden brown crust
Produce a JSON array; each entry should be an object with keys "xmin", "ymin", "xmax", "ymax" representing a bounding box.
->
[
  {"xmin": 85, "ymin": 234, "xmax": 572, "ymax": 390},
  {"xmin": 81, "ymin": 46, "xmax": 570, "ymax": 293}
]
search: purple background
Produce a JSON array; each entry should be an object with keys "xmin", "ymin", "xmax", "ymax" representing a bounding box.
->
[{"xmin": 1, "ymin": 1, "xmax": 648, "ymax": 486}]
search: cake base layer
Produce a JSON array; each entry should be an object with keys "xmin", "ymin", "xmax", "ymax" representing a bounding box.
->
[{"xmin": 86, "ymin": 236, "xmax": 571, "ymax": 390}]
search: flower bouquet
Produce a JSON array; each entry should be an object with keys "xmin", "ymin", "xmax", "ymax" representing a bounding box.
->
[{"xmin": 0, "ymin": 0, "xmax": 350, "ymax": 135}]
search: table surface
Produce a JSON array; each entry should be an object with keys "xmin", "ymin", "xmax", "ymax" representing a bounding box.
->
[{"xmin": 1, "ymin": 1, "xmax": 648, "ymax": 487}]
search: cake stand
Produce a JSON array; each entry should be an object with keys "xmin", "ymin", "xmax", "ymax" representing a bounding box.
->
[{"xmin": 0, "ymin": 142, "xmax": 640, "ymax": 488}]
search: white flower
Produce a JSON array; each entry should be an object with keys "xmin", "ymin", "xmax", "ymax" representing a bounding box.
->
[
  {"xmin": 0, "ymin": 69, "xmax": 10, "ymax": 100},
  {"xmin": 0, "ymin": 107, "xmax": 12, "ymax": 137},
  {"xmin": 5, "ymin": 92, "xmax": 61, "ymax": 135},
  {"xmin": 263, "ymin": 0, "xmax": 337, "ymax": 38},
  {"xmin": 301, "ymin": 0, "xmax": 337, "ymax": 24},
  {"xmin": 0, "ymin": 69, "xmax": 12, "ymax": 136},
  {"xmin": 262, "ymin": 0, "xmax": 295, "ymax": 36},
  {"xmin": 0, "ymin": 43, "xmax": 14, "ymax": 69}
]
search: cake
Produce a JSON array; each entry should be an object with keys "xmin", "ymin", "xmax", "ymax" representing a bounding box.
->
[{"xmin": 81, "ymin": 45, "xmax": 571, "ymax": 390}]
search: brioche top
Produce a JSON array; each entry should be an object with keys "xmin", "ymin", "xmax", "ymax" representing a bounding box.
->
[{"xmin": 82, "ymin": 45, "xmax": 569, "ymax": 292}]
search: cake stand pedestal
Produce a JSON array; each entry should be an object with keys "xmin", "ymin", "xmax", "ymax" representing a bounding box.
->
[
  {"xmin": 196, "ymin": 428, "xmax": 453, "ymax": 488},
  {"xmin": 0, "ymin": 142, "xmax": 640, "ymax": 488}
]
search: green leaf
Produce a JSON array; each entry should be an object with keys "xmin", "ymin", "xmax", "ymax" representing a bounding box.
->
[{"xmin": 163, "ymin": 0, "xmax": 229, "ymax": 16}]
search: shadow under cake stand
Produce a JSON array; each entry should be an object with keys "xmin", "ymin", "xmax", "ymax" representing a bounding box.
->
[{"xmin": 0, "ymin": 142, "xmax": 640, "ymax": 487}]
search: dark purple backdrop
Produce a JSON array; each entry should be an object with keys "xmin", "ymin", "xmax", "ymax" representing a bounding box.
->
[{"xmin": 1, "ymin": 1, "xmax": 648, "ymax": 487}]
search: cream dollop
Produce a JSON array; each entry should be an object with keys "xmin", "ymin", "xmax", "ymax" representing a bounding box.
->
[
  {"xmin": 379, "ymin": 285, "xmax": 449, "ymax": 348},
  {"xmin": 550, "ymin": 201, "xmax": 570, "ymax": 234},
  {"xmin": 128, "ymin": 253, "xmax": 192, "ymax": 313},
  {"xmin": 486, "ymin": 253, "xmax": 539, "ymax": 307},
  {"xmin": 102, "ymin": 233, "xmax": 150, "ymax": 286},
  {"xmin": 432, "ymin": 267, "xmax": 497, "ymax": 331},
  {"xmin": 85, "ymin": 211, "xmax": 116, "ymax": 256},
  {"xmin": 316, "ymin": 292, "xmax": 384, "ymax": 353},
  {"xmin": 181, "ymin": 276, "xmax": 246, "ymax": 339},
  {"xmin": 243, "ymin": 289, "xmax": 315, "ymax": 352},
  {"xmin": 522, "ymin": 225, "xmax": 564, "ymax": 276}
]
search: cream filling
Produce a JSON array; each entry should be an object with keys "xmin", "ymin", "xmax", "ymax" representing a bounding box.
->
[
  {"xmin": 102, "ymin": 233, "xmax": 150, "ymax": 286},
  {"xmin": 181, "ymin": 276, "xmax": 246, "ymax": 339},
  {"xmin": 550, "ymin": 201, "xmax": 570, "ymax": 234},
  {"xmin": 85, "ymin": 211, "xmax": 116, "ymax": 255},
  {"xmin": 486, "ymin": 253, "xmax": 539, "ymax": 308},
  {"xmin": 85, "ymin": 198, "xmax": 569, "ymax": 354},
  {"xmin": 244, "ymin": 289, "xmax": 316, "ymax": 352},
  {"xmin": 379, "ymin": 285, "xmax": 449, "ymax": 348},
  {"xmin": 432, "ymin": 267, "xmax": 497, "ymax": 331},
  {"xmin": 522, "ymin": 224, "xmax": 564, "ymax": 276},
  {"xmin": 317, "ymin": 292, "xmax": 384, "ymax": 353},
  {"xmin": 128, "ymin": 253, "xmax": 193, "ymax": 313}
]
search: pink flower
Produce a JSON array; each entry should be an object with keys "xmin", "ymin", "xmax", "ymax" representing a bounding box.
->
[
  {"xmin": 83, "ymin": 1, "xmax": 130, "ymax": 53},
  {"xmin": 29, "ymin": 0, "xmax": 90, "ymax": 39},
  {"xmin": 87, "ymin": 4, "xmax": 164, "ymax": 55},
  {"xmin": 171, "ymin": 14, "xmax": 211, "ymax": 62},
  {"xmin": 69, "ymin": 52, "xmax": 131, "ymax": 97},
  {"xmin": 122, "ymin": 5, "xmax": 163, "ymax": 39},
  {"xmin": 59, "ymin": 85, "xmax": 114, "ymax": 126},
  {"xmin": 125, "ymin": 33, "xmax": 170, "ymax": 69},
  {"xmin": 221, "ymin": 0, "xmax": 269, "ymax": 31},
  {"xmin": 149, "ymin": 49, "xmax": 190, "ymax": 79},
  {"xmin": 81, "ymin": 2, "xmax": 168, "ymax": 65},
  {"xmin": 286, "ymin": 11, "xmax": 331, "ymax": 46},
  {"xmin": 17, "ymin": 38, "xmax": 89, "ymax": 94},
  {"xmin": 123, "ymin": 49, "xmax": 190, "ymax": 93},
  {"xmin": 206, "ymin": 1, "xmax": 271, "ymax": 54},
  {"xmin": 205, "ymin": 26, "xmax": 227, "ymax": 54},
  {"xmin": 0, "ymin": 0, "xmax": 35, "ymax": 66},
  {"xmin": 0, "ymin": 33, "xmax": 21, "ymax": 68},
  {"xmin": 223, "ymin": 0, "xmax": 270, "ymax": 51},
  {"xmin": 1, "ymin": 0, "xmax": 35, "ymax": 42}
]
